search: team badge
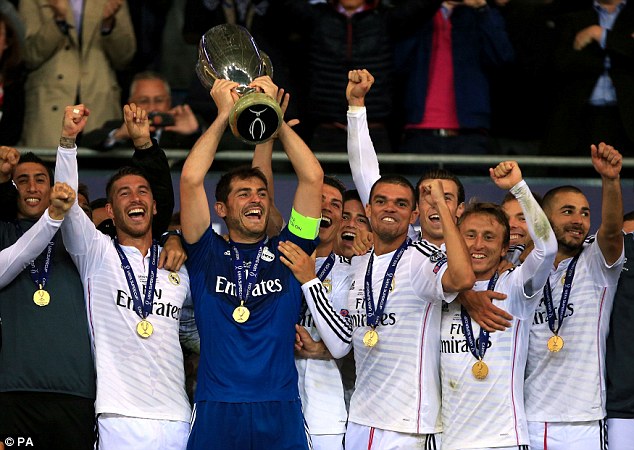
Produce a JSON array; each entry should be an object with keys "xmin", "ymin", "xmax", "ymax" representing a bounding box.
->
[
  {"xmin": 262, "ymin": 247, "xmax": 275, "ymax": 262},
  {"xmin": 429, "ymin": 250, "xmax": 444, "ymax": 263},
  {"xmin": 323, "ymin": 278, "xmax": 332, "ymax": 293},
  {"xmin": 168, "ymin": 272, "xmax": 180, "ymax": 286}
]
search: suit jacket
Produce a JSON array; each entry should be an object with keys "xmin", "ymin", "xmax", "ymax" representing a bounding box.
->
[
  {"xmin": 80, "ymin": 119, "xmax": 202, "ymax": 151},
  {"xmin": 544, "ymin": 3, "xmax": 634, "ymax": 155},
  {"xmin": 19, "ymin": 0, "xmax": 136, "ymax": 147}
]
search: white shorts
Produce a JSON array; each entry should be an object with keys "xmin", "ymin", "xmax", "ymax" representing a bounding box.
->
[
  {"xmin": 607, "ymin": 418, "xmax": 634, "ymax": 450},
  {"xmin": 344, "ymin": 422, "xmax": 439, "ymax": 450},
  {"xmin": 310, "ymin": 433, "xmax": 344, "ymax": 450},
  {"xmin": 527, "ymin": 420, "xmax": 607, "ymax": 450},
  {"xmin": 97, "ymin": 413, "xmax": 189, "ymax": 450}
]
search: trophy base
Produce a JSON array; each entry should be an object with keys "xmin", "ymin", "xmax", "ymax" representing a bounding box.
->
[{"xmin": 230, "ymin": 93, "xmax": 282, "ymax": 145}]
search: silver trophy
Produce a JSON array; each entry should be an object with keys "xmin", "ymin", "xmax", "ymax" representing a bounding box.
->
[{"xmin": 196, "ymin": 24, "xmax": 282, "ymax": 145}]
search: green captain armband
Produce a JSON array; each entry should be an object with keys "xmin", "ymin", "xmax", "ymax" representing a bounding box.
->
[{"xmin": 288, "ymin": 208, "xmax": 321, "ymax": 240}]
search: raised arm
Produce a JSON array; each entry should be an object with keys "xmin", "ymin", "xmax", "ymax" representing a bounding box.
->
[
  {"xmin": 346, "ymin": 69, "xmax": 380, "ymax": 206},
  {"xmin": 0, "ymin": 183, "xmax": 75, "ymax": 289},
  {"xmin": 421, "ymin": 179, "xmax": 475, "ymax": 292},
  {"xmin": 490, "ymin": 161, "xmax": 557, "ymax": 297},
  {"xmin": 56, "ymin": 105, "xmax": 109, "ymax": 277},
  {"xmin": 592, "ymin": 142, "xmax": 624, "ymax": 265},
  {"xmin": 180, "ymin": 79, "xmax": 239, "ymax": 244},
  {"xmin": 0, "ymin": 146, "xmax": 19, "ymax": 220},
  {"xmin": 125, "ymin": 103, "xmax": 175, "ymax": 238}
]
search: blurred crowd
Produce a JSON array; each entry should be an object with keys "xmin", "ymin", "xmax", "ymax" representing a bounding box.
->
[{"xmin": 1, "ymin": 0, "xmax": 633, "ymax": 157}]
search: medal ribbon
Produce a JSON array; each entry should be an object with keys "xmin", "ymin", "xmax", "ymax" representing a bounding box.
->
[
  {"xmin": 15, "ymin": 222, "xmax": 55, "ymax": 290},
  {"xmin": 364, "ymin": 238, "xmax": 410, "ymax": 328},
  {"xmin": 229, "ymin": 238, "xmax": 266, "ymax": 304},
  {"xmin": 114, "ymin": 239, "xmax": 158, "ymax": 321},
  {"xmin": 460, "ymin": 272, "xmax": 499, "ymax": 362},
  {"xmin": 543, "ymin": 252, "xmax": 580, "ymax": 336},
  {"xmin": 299, "ymin": 251, "xmax": 336, "ymax": 319}
]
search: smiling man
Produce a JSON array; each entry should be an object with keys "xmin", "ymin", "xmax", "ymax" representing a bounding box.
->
[
  {"xmin": 440, "ymin": 161, "xmax": 556, "ymax": 450},
  {"xmin": 285, "ymin": 175, "xmax": 475, "ymax": 449},
  {"xmin": 180, "ymin": 76, "xmax": 323, "ymax": 450},
  {"xmin": 0, "ymin": 147, "xmax": 96, "ymax": 450},
  {"xmin": 54, "ymin": 104, "xmax": 197, "ymax": 450},
  {"xmin": 524, "ymin": 143, "xmax": 624, "ymax": 450}
]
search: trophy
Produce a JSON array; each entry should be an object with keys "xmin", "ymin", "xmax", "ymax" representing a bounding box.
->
[{"xmin": 196, "ymin": 24, "xmax": 283, "ymax": 145}]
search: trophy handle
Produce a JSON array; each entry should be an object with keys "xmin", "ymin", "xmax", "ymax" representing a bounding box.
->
[{"xmin": 260, "ymin": 52, "xmax": 274, "ymax": 79}]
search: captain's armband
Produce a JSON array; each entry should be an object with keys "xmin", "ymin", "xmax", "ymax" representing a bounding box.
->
[{"xmin": 288, "ymin": 208, "xmax": 320, "ymax": 240}]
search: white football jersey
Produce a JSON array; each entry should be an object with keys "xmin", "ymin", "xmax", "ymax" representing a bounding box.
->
[
  {"xmin": 524, "ymin": 237, "xmax": 624, "ymax": 422},
  {"xmin": 346, "ymin": 240, "xmax": 455, "ymax": 434},
  {"xmin": 296, "ymin": 255, "xmax": 350, "ymax": 435}
]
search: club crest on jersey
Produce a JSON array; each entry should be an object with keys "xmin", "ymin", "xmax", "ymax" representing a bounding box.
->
[
  {"xmin": 168, "ymin": 272, "xmax": 181, "ymax": 286},
  {"xmin": 429, "ymin": 250, "xmax": 444, "ymax": 263},
  {"xmin": 224, "ymin": 250, "xmax": 231, "ymax": 256},
  {"xmin": 262, "ymin": 247, "xmax": 275, "ymax": 262},
  {"xmin": 323, "ymin": 278, "xmax": 332, "ymax": 293}
]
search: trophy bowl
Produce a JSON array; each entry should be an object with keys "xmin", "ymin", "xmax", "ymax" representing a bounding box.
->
[{"xmin": 196, "ymin": 24, "xmax": 282, "ymax": 145}]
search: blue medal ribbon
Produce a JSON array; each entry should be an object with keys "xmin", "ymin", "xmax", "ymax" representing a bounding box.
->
[
  {"xmin": 114, "ymin": 239, "xmax": 158, "ymax": 321},
  {"xmin": 543, "ymin": 252, "xmax": 581, "ymax": 336},
  {"xmin": 15, "ymin": 222, "xmax": 55, "ymax": 290},
  {"xmin": 364, "ymin": 238, "xmax": 410, "ymax": 328},
  {"xmin": 299, "ymin": 251, "xmax": 336, "ymax": 320},
  {"xmin": 229, "ymin": 238, "xmax": 267, "ymax": 305},
  {"xmin": 317, "ymin": 252, "xmax": 336, "ymax": 282},
  {"xmin": 460, "ymin": 272, "xmax": 499, "ymax": 362}
]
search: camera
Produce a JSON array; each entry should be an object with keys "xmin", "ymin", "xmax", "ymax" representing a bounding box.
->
[{"xmin": 148, "ymin": 111, "xmax": 175, "ymax": 127}]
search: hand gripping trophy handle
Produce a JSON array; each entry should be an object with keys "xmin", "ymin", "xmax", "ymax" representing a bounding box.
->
[{"xmin": 196, "ymin": 24, "xmax": 283, "ymax": 145}]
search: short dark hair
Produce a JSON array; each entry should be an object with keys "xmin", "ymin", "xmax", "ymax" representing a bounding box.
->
[
  {"xmin": 624, "ymin": 211, "xmax": 634, "ymax": 222},
  {"xmin": 458, "ymin": 202, "xmax": 511, "ymax": 248},
  {"xmin": 416, "ymin": 168, "xmax": 465, "ymax": 204},
  {"xmin": 542, "ymin": 185, "xmax": 584, "ymax": 213},
  {"xmin": 105, "ymin": 166, "xmax": 152, "ymax": 203},
  {"xmin": 324, "ymin": 175, "xmax": 346, "ymax": 196},
  {"xmin": 77, "ymin": 183, "xmax": 90, "ymax": 203},
  {"xmin": 343, "ymin": 189, "xmax": 362, "ymax": 204},
  {"xmin": 90, "ymin": 197, "xmax": 108, "ymax": 210},
  {"xmin": 215, "ymin": 166, "xmax": 268, "ymax": 203},
  {"xmin": 369, "ymin": 174, "xmax": 417, "ymax": 211},
  {"xmin": 16, "ymin": 152, "xmax": 54, "ymax": 186}
]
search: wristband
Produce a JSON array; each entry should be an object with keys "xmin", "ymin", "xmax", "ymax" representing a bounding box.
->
[
  {"xmin": 160, "ymin": 229, "xmax": 182, "ymax": 246},
  {"xmin": 288, "ymin": 208, "xmax": 320, "ymax": 240}
]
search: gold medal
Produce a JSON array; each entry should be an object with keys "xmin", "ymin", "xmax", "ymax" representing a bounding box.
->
[
  {"xmin": 136, "ymin": 319, "xmax": 154, "ymax": 338},
  {"xmin": 33, "ymin": 288, "xmax": 50, "ymax": 307},
  {"xmin": 363, "ymin": 329, "xmax": 379, "ymax": 347},
  {"xmin": 233, "ymin": 301, "xmax": 250, "ymax": 323},
  {"xmin": 547, "ymin": 335, "xmax": 564, "ymax": 352},
  {"xmin": 472, "ymin": 360, "xmax": 489, "ymax": 380}
]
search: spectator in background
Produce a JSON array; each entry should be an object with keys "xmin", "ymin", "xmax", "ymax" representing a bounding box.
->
[
  {"xmin": 393, "ymin": 0, "xmax": 513, "ymax": 156},
  {"xmin": 0, "ymin": 11, "xmax": 24, "ymax": 146},
  {"xmin": 19, "ymin": 0, "xmax": 135, "ymax": 147},
  {"xmin": 285, "ymin": 0, "xmax": 442, "ymax": 153},
  {"xmin": 81, "ymin": 71, "xmax": 203, "ymax": 150},
  {"xmin": 542, "ymin": 0, "xmax": 633, "ymax": 156}
]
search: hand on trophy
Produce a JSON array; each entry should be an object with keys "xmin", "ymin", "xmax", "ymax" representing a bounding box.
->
[
  {"xmin": 249, "ymin": 76, "xmax": 279, "ymax": 101},
  {"xmin": 211, "ymin": 79, "xmax": 240, "ymax": 120}
]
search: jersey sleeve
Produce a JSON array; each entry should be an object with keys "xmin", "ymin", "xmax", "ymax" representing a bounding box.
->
[
  {"xmin": 409, "ymin": 240, "xmax": 457, "ymax": 304},
  {"xmin": 347, "ymin": 106, "xmax": 380, "ymax": 206},
  {"xmin": 300, "ymin": 278, "xmax": 353, "ymax": 359},
  {"xmin": 0, "ymin": 210, "xmax": 62, "ymax": 289},
  {"xmin": 508, "ymin": 180, "xmax": 557, "ymax": 315},
  {"xmin": 55, "ymin": 145, "xmax": 110, "ymax": 278},
  {"xmin": 179, "ymin": 286, "xmax": 200, "ymax": 354}
]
